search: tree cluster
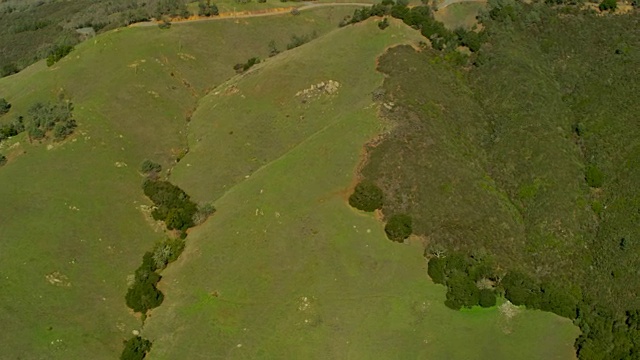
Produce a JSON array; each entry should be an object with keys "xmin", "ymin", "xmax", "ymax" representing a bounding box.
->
[
  {"xmin": 154, "ymin": 0, "xmax": 190, "ymax": 19},
  {"xmin": 24, "ymin": 101, "xmax": 76, "ymax": 141},
  {"xmin": 348, "ymin": 180, "xmax": 384, "ymax": 212},
  {"xmin": 142, "ymin": 179, "xmax": 200, "ymax": 232},
  {"xmin": 501, "ymin": 271, "xmax": 578, "ymax": 318},
  {"xmin": 340, "ymin": 2, "xmax": 486, "ymax": 53},
  {"xmin": 120, "ymin": 336, "xmax": 152, "ymax": 360},
  {"xmin": 198, "ymin": 0, "xmax": 219, "ymax": 17},
  {"xmin": 427, "ymin": 253, "xmax": 497, "ymax": 309}
]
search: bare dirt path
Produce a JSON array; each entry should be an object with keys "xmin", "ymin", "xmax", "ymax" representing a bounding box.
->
[
  {"xmin": 436, "ymin": 0, "xmax": 485, "ymax": 10},
  {"xmin": 131, "ymin": 2, "xmax": 375, "ymax": 27}
]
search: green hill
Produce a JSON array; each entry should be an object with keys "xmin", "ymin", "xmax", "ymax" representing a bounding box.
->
[
  {"xmin": 1, "ymin": 0, "xmax": 638, "ymax": 358},
  {"xmin": 0, "ymin": 7, "xmax": 360, "ymax": 359},
  {"xmin": 142, "ymin": 19, "xmax": 577, "ymax": 359}
]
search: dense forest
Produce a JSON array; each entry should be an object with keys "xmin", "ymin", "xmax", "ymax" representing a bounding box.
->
[{"xmin": 361, "ymin": 0, "xmax": 639, "ymax": 357}]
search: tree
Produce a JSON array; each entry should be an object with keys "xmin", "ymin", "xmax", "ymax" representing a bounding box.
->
[
  {"xmin": 427, "ymin": 257, "xmax": 447, "ymax": 284},
  {"xmin": 599, "ymin": 0, "xmax": 617, "ymax": 11},
  {"xmin": 501, "ymin": 271, "xmax": 541, "ymax": 307},
  {"xmin": 121, "ymin": 336, "xmax": 152, "ymax": 360},
  {"xmin": 348, "ymin": 180, "xmax": 384, "ymax": 212},
  {"xmin": 384, "ymin": 214, "xmax": 412, "ymax": 242},
  {"xmin": 445, "ymin": 272, "xmax": 480, "ymax": 309},
  {"xmin": 479, "ymin": 289, "xmax": 497, "ymax": 307},
  {"xmin": 0, "ymin": 98, "xmax": 10, "ymax": 115}
]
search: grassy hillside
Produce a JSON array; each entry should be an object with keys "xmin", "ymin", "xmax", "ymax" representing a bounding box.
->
[
  {"xmin": 142, "ymin": 19, "xmax": 578, "ymax": 359},
  {"xmin": 0, "ymin": 7, "xmax": 359, "ymax": 359}
]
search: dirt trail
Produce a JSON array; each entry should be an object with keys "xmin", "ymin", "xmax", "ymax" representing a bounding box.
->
[{"xmin": 131, "ymin": 2, "xmax": 375, "ymax": 27}]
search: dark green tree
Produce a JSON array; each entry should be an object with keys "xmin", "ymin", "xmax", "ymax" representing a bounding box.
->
[
  {"xmin": 445, "ymin": 272, "xmax": 480, "ymax": 309},
  {"xmin": 479, "ymin": 288, "xmax": 497, "ymax": 307},
  {"xmin": 348, "ymin": 180, "xmax": 384, "ymax": 212},
  {"xmin": 384, "ymin": 214, "xmax": 412, "ymax": 242},
  {"xmin": 427, "ymin": 257, "xmax": 447, "ymax": 284},
  {"xmin": 599, "ymin": 0, "xmax": 617, "ymax": 11},
  {"xmin": 501, "ymin": 271, "xmax": 541, "ymax": 307},
  {"xmin": 121, "ymin": 336, "xmax": 152, "ymax": 360}
]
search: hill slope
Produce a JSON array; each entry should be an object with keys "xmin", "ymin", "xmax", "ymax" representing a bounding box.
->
[
  {"xmin": 0, "ymin": 7, "xmax": 359, "ymax": 359},
  {"xmin": 142, "ymin": 19, "xmax": 578, "ymax": 359}
]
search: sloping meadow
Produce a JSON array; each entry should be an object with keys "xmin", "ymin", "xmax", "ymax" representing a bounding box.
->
[
  {"xmin": 143, "ymin": 19, "xmax": 578, "ymax": 359},
  {"xmin": 0, "ymin": 7, "xmax": 360, "ymax": 359}
]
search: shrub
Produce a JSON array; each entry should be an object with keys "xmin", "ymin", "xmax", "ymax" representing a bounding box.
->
[
  {"xmin": 52, "ymin": 119, "xmax": 77, "ymax": 141},
  {"xmin": 585, "ymin": 165, "xmax": 604, "ymax": 188},
  {"xmin": 152, "ymin": 238, "xmax": 186, "ymax": 270},
  {"xmin": 120, "ymin": 336, "xmax": 152, "ymax": 360},
  {"xmin": 193, "ymin": 203, "xmax": 216, "ymax": 225},
  {"xmin": 158, "ymin": 20, "xmax": 171, "ymax": 29},
  {"xmin": 286, "ymin": 31, "xmax": 317, "ymax": 50},
  {"xmin": 0, "ymin": 154, "xmax": 6, "ymax": 166},
  {"xmin": 384, "ymin": 214, "xmax": 412, "ymax": 242},
  {"xmin": 378, "ymin": 18, "xmax": 389, "ymax": 30},
  {"xmin": 268, "ymin": 40, "xmax": 280, "ymax": 57},
  {"xmin": 234, "ymin": 57, "xmax": 260, "ymax": 73},
  {"xmin": 290, "ymin": 8, "xmax": 300, "ymax": 15},
  {"xmin": 479, "ymin": 289, "xmax": 497, "ymax": 307},
  {"xmin": 0, "ymin": 116, "xmax": 24, "ymax": 141},
  {"xmin": 46, "ymin": 45, "xmax": 74, "ymax": 67},
  {"xmin": 598, "ymin": 0, "xmax": 617, "ymax": 11},
  {"xmin": 348, "ymin": 180, "xmax": 384, "ymax": 212},
  {"xmin": 140, "ymin": 160, "xmax": 162, "ymax": 174},
  {"xmin": 0, "ymin": 98, "xmax": 10, "ymax": 115}
]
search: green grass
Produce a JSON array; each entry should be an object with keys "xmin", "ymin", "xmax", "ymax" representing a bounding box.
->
[
  {"xmin": 0, "ymin": 7, "xmax": 361, "ymax": 359},
  {"xmin": 142, "ymin": 19, "xmax": 578, "ymax": 358},
  {"xmin": 434, "ymin": 1, "xmax": 486, "ymax": 30}
]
